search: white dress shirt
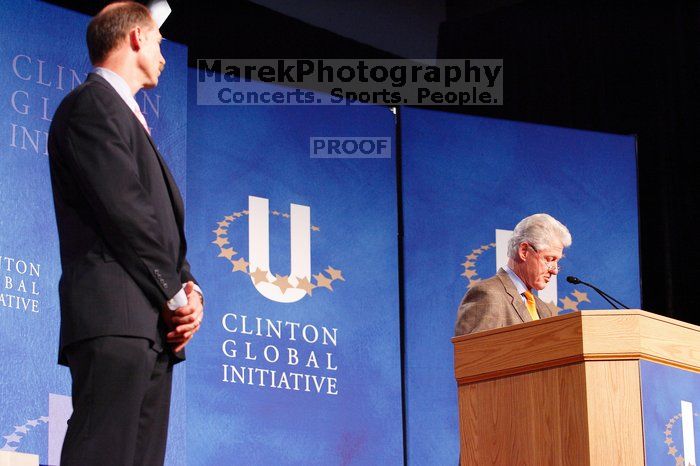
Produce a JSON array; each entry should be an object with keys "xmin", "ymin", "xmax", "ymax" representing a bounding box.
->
[{"xmin": 503, "ymin": 264, "xmax": 531, "ymax": 303}]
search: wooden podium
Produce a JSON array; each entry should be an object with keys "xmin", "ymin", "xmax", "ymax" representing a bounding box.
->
[{"xmin": 452, "ymin": 310, "xmax": 700, "ymax": 465}]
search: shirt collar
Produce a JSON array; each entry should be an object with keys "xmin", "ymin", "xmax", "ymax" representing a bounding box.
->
[
  {"xmin": 93, "ymin": 67, "xmax": 140, "ymax": 112},
  {"xmin": 503, "ymin": 264, "xmax": 530, "ymax": 296}
]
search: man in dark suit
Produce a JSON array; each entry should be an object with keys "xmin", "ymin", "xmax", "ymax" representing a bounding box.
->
[
  {"xmin": 455, "ymin": 213, "xmax": 571, "ymax": 335},
  {"xmin": 48, "ymin": 3, "xmax": 203, "ymax": 464}
]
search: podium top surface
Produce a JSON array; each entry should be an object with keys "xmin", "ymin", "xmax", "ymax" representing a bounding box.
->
[{"xmin": 452, "ymin": 310, "xmax": 700, "ymax": 383}]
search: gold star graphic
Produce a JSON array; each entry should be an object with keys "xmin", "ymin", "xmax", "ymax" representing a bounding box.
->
[
  {"xmin": 250, "ymin": 267, "xmax": 269, "ymax": 285},
  {"xmin": 224, "ymin": 215, "xmax": 234, "ymax": 222},
  {"xmin": 461, "ymin": 260, "xmax": 475, "ymax": 268},
  {"xmin": 218, "ymin": 248, "xmax": 237, "ymax": 260},
  {"xmin": 572, "ymin": 289, "xmax": 590, "ymax": 303},
  {"xmin": 314, "ymin": 273, "xmax": 333, "ymax": 290},
  {"xmin": 669, "ymin": 446, "xmax": 678, "ymax": 456},
  {"xmin": 461, "ymin": 269, "xmax": 478, "ymax": 279},
  {"xmin": 665, "ymin": 429, "xmax": 672, "ymax": 436},
  {"xmin": 676, "ymin": 457, "xmax": 684, "ymax": 466},
  {"xmin": 217, "ymin": 220, "xmax": 230, "ymax": 228},
  {"xmin": 271, "ymin": 210, "xmax": 280, "ymax": 216},
  {"xmin": 559, "ymin": 296, "xmax": 578, "ymax": 311},
  {"xmin": 212, "ymin": 236, "xmax": 229, "ymax": 247},
  {"xmin": 274, "ymin": 274, "xmax": 292, "ymax": 293},
  {"xmin": 467, "ymin": 278, "xmax": 481, "ymax": 288},
  {"xmin": 231, "ymin": 257, "xmax": 249, "ymax": 273},
  {"xmin": 212, "ymin": 227, "xmax": 227, "ymax": 236},
  {"xmin": 242, "ymin": 210, "xmax": 249, "ymax": 215},
  {"xmin": 489, "ymin": 242, "xmax": 496, "ymax": 247},
  {"xmin": 282, "ymin": 213, "xmax": 290, "ymax": 218},
  {"xmin": 666, "ymin": 422, "xmax": 674, "ymax": 429},
  {"xmin": 665, "ymin": 437, "xmax": 674, "ymax": 445},
  {"xmin": 296, "ymin": 276, "xmax": 315, "ymax": 296},
  {"xmin": 471, "ymin": 248, "xmax": 482, "ymax": 255},
  {"xmin": 325, "ymin": 266, "xmax": 345, "ymax": 281},
  {"xmin": 311, "ymin": 226, "xmax": 320, "ymax": 231},
  {"xmin": 466, "ymin": 253, "xmax": 478, "ymax": 260},
  {"xmin": 234, "ymin": 212, "xmax": 243, "ymax": 218},
  {"xmin": 480, "ymin": 245, "xmax": 490, "ymax": 251}
]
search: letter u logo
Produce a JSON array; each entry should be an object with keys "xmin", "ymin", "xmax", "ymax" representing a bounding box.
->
[
  {"xmin": 248, "ymin": 196, "xmax": 310, "ymax": 303},
  {"xmin": 682, "ymin": 400, "xmax": 697, "ymax": 466}
]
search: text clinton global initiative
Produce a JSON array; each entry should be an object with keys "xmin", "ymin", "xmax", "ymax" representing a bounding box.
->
[{"xmin": 220, "ymin": 313, "xmax": 339, "ymax": 396}]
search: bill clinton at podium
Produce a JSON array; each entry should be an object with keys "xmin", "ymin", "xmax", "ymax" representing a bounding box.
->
[{"xmin": 454, "ymin": 213, "xmax": 571, "ymax": 335}]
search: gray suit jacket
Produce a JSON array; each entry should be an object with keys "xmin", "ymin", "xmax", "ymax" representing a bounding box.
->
[{"xmin": 455, "ymin": 268, "xmax": 559, "ymax": 335}]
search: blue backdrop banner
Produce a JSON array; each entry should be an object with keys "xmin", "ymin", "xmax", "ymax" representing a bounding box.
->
[
  {"xmin": 185, "ymin": 72, "xmax": 404, "ymax": 465},
  {"xmin": 641, "ymin": 360, "xmax": 700, "ymax": 466},
  {"xmin": 1, "ymin": 3, "xmax": 645, "ymax": 463},
  {"xmin": 401, "ymin": 107, "xmax": 640, "ymax": 465}
]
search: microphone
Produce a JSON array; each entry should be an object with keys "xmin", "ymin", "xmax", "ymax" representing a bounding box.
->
[{"xmin": 566, "ymin": 276, "xmax": 630, "ymax": 310}]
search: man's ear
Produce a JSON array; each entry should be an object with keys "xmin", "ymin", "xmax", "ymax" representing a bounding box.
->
[
  {"xmin": 128, "ymin": 27, "xmax": 141, "ymax": 51},
  {"xmin": 517, "ymin": 242, "xmax": 529, "ymax": 261}
]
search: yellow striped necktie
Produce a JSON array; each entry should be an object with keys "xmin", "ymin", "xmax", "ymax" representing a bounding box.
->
[{"xmin": 523, "ymin": 290, "xmax": 539, "ymax": 321}]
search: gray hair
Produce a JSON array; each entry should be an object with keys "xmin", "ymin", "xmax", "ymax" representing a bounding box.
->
[{"xmin": 507, "ymin": 213, "xmax": 572, "ymax": 259}]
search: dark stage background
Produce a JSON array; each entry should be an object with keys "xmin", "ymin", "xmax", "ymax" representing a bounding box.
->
[{"xmin": 438, "ymin": 0, "xmax": 700, "ymax": 326}]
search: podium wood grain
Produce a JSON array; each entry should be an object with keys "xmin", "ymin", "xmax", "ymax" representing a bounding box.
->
[{"xmin": 453, "ymin": 311, "xmax": 700, "ymax": 466}]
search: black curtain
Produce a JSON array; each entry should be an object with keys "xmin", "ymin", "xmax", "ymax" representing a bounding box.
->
[{"xmin": 438, "ymin": 0, "xmax": 700, "ymax": 324}]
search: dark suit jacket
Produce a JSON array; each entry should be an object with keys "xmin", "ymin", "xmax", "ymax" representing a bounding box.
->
[
  {"xmin": 49, "ymin": 73, "xmax": 195, "ymax": 365},
  {"xmin": 454, "ymin": 268, "xmax": 558, "ymax": 335}
]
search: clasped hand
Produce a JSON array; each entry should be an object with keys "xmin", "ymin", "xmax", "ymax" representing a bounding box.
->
[{"xmin": 161, "ymin": 281, "xmax": 204, "ymax": 353}]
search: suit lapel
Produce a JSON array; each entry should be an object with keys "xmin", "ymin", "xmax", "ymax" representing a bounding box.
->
[
  {"xmin": 87, "ymin": 74, "xmax": 185, "ymax": 230},
  {"xmin": 143, "ymin": 133, "xmax": 185, "ymax": 228},
  {"xmin": 142, "ymin": 128, "xmax": 189, "ymax": 268},
  {"xmin": 496, "ymin": 268, "xmax": 532, "ymax": 323},
  {"xmin": 534, "ymin": 294, "xmax": 558, "ymax": 318}
]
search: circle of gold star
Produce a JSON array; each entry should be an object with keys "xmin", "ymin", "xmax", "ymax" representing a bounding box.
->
[
  {"xmin": 461, "ymin": 242, "xmax": 497, "ymax": 289},
  {"xmin": 559, "ymin": 289, "xmax": 591, "ymax": 312},
  {"xmin": 212, "ymin": 209, "xmax": 344, "ymax": 296},
  {"xmin": 1, "ymin": 415, "xmax": 49, "ymax": 451},
  {"xmin": 460, "ymin": 241, "xmax": 597, "ymax": 315},
  {"xmin": 664, "ymin": 411, "xmax": 699, "ymax": 466}
]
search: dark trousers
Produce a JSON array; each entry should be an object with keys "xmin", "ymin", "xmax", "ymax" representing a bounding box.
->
[{"xmin": 60, "ymin": 336, "xmax": 173, "ymax": 466}]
